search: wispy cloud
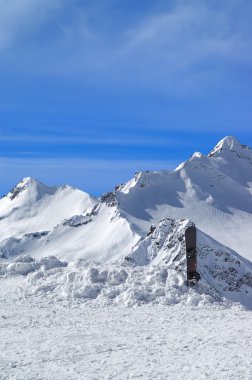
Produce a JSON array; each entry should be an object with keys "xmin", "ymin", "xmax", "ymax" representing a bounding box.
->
[
  {"xmin": 112, "ymin": 1, "xmax": 252, "ymax": 92},
  {"xmin": 1, "ymin": 0, "xmax": 251, "ymax": 94},
  {"xmin": 0, "ymin": 0, "xmax": 64, "ymax": 52},
  {"xmin": 0, "ymin": 156, "xmax": 177, "ymax": 170},
  {"xmin": 0, "ymin": 133, "xmax": 182, "ymax": 147},
  {"xmin": 121, "ymin": 1, "xmax": 251, "ymax": 64}
]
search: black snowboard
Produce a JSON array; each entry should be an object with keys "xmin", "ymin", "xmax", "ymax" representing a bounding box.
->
[{"xmin": 185, "ymin": 226, "xmax": 201, "ymax": 286}]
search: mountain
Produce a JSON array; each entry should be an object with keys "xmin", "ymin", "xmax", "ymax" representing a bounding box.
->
[
  {"xmin": 1, "ymin": 136, "xmax": 252, "ymax": 261},
  {"xmin": 0, "ymin": 136, "xmax": 252, "ymax": 307},
  {"xmin": 0, "ymin": 177, "xmax": 99, "ymax": 258},
  {"xmin": 116, "ymin": 135, "xmax": 252, "ymax": 261},
  {"xmin": 0, "ymin": 177, "xmax": 139, "ymax": 261}
]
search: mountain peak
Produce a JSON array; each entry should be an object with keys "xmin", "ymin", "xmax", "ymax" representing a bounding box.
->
[
  {"xmin": 208, "ymin": 136, "xmax": 246, "ymax": 157},
  {"xmin": 7, "ymin": 177, "xmax": 56, "ymax": 201},
  {"xmin": 18, "ymin": 177, "xmax": 37, "ymax": 187}
]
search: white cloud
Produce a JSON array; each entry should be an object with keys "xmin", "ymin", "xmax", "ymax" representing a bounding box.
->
[
  {"xmin": 0, "ymin": 0, "xmax": 251, "ymax": 93},
  {"xmin": 112, "ymin": 1, "xmax": 252, "ymax": 91},
  {"xmin": 0, "ymin": 133, "xmax": 181, "ymax": 147},
  {"xmin": 0, "ymin": 0, "xmax": 63, "ymax": 51},
  {"xmin": 56, "ymin": 1, "xmax": 252, "ymax": 93}
]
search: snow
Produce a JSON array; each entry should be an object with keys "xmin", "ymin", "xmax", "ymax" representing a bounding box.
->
[
  {"xmin": 0, "ymin": 178, "xmax": 98, "ymax": 245},
  {"xmin": 1, "ymin": 224, "xmax": 251, "ymax": 308},
  {"xmin": 22, "ymin": 261, "xmax": 221, "ymax": 307},
  {"xmin": 4, "ymin": 255, "xmax": 67, "ymax": 276},
  {"xmin": 1, "ymin": 136, "xmax": 252, "ymax": 379},
  {"xmin": 0, "ymin": 276, "xmax": 251, "ymax": 380},
  {"xmin": 116, "ymin": 136, "xmax": 252, "ymax": 261}
]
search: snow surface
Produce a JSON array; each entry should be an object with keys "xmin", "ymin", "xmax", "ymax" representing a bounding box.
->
[
  {"xmin": 0, "ymin": 276, "xmax": 251, "ymax": 380},
  {"xmin": 0, "ymin": 177, "xmax": 98, "ymax": 248},
  {"xmin": 117, "ymin": 136, "xmax": 252, "ymax": 261}
]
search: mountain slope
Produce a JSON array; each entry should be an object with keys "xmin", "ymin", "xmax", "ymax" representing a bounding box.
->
[
  {"xmin": 0, "ymin": 178, "xmax": 98, "ymax": 253},
  {"xmin": 125, "ymin": 218, "xmax": 252, "ymax": 307},
  {"xmin": 0, "ymin": 136, "xmax": 252, "ymax": 264},
  {"xmin": 0, "ymin": 179, "xmax": 139, "ymax": 261},
  {"xmin": 116, "ymin": 136, "xmax": 252, "ymax": 261},
  {"xmin": 1, "ymin": 218, "xmax": 251, "ymax": 308}
]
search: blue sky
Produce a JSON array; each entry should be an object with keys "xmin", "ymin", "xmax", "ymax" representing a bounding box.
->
[{"xmin": 1, "ymin": 0, "xmax": 252, "ymax": 196}]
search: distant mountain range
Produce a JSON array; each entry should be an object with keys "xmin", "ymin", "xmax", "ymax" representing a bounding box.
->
[{"xmin": 0, "ymin": 136, "xmax": 252, "ymax": 307}]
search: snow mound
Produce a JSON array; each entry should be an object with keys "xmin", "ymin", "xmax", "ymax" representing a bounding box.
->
[
  {"xmin": 0, "ymin": 255, "xmax": 67, "ymax": 277},
  {"xmin": 21, "ymin": 260, "xmax": 226, "ymax": 308}
]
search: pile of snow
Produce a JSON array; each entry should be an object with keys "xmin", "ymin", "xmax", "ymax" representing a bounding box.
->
[
  {"xmin": 23, "ymin": 259, "xmax": 224, "ymax": 308},
  {"xmin": 0, "ymin": 255, "xmax": 67, "ymax": 277}
]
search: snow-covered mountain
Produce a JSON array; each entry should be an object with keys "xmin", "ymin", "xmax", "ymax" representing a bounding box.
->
[
  {"xmin": 0, "ymin": 177, "xmax": 139, "ymax": 261},
  {"xmin": 117, "ymin": 135, "xmax": 252, "ymax": 261},
  {"xmin": 2, "ymin": 136, "xmax": 251, "ymax": 260},
  {"xmin": 0, "ymin": 136, "xmax": 252, "ymax": 307}
]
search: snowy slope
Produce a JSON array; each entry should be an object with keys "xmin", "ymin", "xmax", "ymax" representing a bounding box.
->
[
  {"xmin": 125, "ymin": 218, "xmax": 252, "ymax": 307},
  {"xmin": 116, "ymin": 136, "xmax": 252, "ymax": 261},
  {"xmin": 0, "ymin": 178, "xmax": 139, "ymax": 261},
  {"xmin": 1, "ymin": 136, "xmax": 252, "ymax": 263},
  {"xmin": 0, "ymin": 177, "xmax": 98, "ymax": 241}
]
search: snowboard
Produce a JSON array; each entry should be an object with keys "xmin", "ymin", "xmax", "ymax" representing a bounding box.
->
[{"xmin": 185, "ymin": 225, "xmax": 201, "ymax": 286}]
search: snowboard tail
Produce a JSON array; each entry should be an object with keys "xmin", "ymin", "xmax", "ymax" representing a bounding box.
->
[{"xmin": 185, "ymin": 226, "xmax": 201, "ymax": 286}]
